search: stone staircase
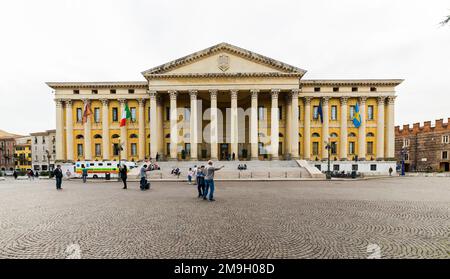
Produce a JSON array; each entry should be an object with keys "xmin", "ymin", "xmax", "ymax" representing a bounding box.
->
[{"xmin": 129, "ymin": 160, "xmax": 314, "ymax": 180}]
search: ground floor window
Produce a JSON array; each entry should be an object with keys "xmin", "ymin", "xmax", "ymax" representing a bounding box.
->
[
  {"xmin": 184, "ymin": 143, "xmax": 191, "ymax": 156},
  {"xmin": 166, "ymin": 143, "xmax": 171, "ymax": 156},
  {"xmin": 370, "ymin": 164, "xmax": 377, "ymax": 171},
  {"xmin": 349, "ymin": 142, "xmax": 355, "ymax": 155},
  {"xmin": 367, "ymin": 141, "xmax": 374, "ymax": 155},
  {"xmin": 312, "ymin": 142, "xmax": 319, "ymax": 155},
  {"xmin": 333, "ymin": 165, "xmax": 340, "ymax": 171},
  {"xmin": 95, "ymin": 144, "xmax": 102, "ymax": 157},
  {"xmin": 352, "ymin": 164, "xmax": 358, "ymax": 171},
  {"xmin": 77, "ymin": 144, "xmax": 83, "ymax": 157},
  {"xmin": 331, "ymin": 142, "xmax": 337, "ymax": 155},
  {"xmin": 131, "ymin": 143, "xmax": 137, "ymax": 156}
]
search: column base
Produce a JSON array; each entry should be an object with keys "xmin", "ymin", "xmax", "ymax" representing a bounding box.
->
[
  {"xmin": 376, "ymin": 157, "xmax": 385, "ymax": 161},
  {"xmin": 339, "ymin": 158, "xmax": 348, "ymax": 161},
  {"xmin": 251, "ymin": 157, "xmax": 259, "ymax": 161},
  {"xmin": 271, "ymin": 157, "xmax": 279, "ymax": 161}
]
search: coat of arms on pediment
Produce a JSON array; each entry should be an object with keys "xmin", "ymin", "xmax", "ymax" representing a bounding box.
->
[{"xmin": 218, "ymin": 55, "xmax": 230, "ymax": 72}]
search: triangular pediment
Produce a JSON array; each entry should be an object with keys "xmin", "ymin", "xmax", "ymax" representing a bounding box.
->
[{"xmin": 142, "ymin": 42, "xmax": 306, "ymax": 77}]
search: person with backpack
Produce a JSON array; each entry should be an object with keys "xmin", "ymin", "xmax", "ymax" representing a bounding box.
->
[
  {"xmin": 196, "ymin": 166, "xmax": 205, "ymax": 198},
  {"xmin": 140, "ymin": 165, "xmax": 149, "ymax": 191},
  {"xmin": 81, "ymin": 164, "xmax": 88, "ymax": 183},
  {"xmin": 119, "ymin": 164, "xmax": 128, "ymax": 189},
  {"xmin": 53, "ymin": 165, "xmax": 63, "ymax": 190}
]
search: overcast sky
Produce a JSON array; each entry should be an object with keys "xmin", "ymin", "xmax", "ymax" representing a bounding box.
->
[{"xmin": 0, "ymin": 0, "xmax": 449, "ymax": 135}]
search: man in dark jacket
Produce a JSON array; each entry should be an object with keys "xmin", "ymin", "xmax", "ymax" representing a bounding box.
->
[
  {"xmin": 119, "ymin": 164, "xmax": 128, "ymax": 189},
  {"xmin": 53, "ymin": 165, "xmax": 63, "ymax": 190}
]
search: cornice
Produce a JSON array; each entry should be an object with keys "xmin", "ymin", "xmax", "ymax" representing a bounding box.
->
[
  {"xmin": 146, "ymin": 72, "xmax": 303, "ymax": 79},
  {"xmin": 300, "ymin": 79, "xmax": 404, "ymax": 87},
  {"xmin": 46, "ymin": 81, "xmax": 148, "ymax": 90}
]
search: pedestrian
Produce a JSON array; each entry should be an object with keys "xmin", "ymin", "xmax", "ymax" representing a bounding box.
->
[
  {"xmin": 81, "ymin": 164, "xmax": 88, "ymax": 183},
  {"xmin": 389, "ymin": 167, "xmax": 393, "ymax": 177},
  {"xmin": 35, "ymin": 171, "xmax": 39, "ymax": 179},
  {"xmin": 13, "ymin": 170, "xmax": 18, "ymax": 180},
  {"xmin": 232, "ymin": 153, "xmax": 236, "ymax": 161},
  {"xmin": 196, "ymin": 166, "xmax": 205, "ymax": 198},
  {"xmin": 119, "ymin": 164, "xmax": 128, "ymax": 189},
  {"xmin": 187, "ymin": 168, "xmax": 193, "ymax": 184},
  {"xmin": 192, "ymin": 165, "xmax": 197, "ymax": 185},
  {"xmin": 203, "ymin": 160, "xmax": 224, "ymax": 202},
  {"xmin": 140, "ymin": 164, "xmax": 148, "ymax": 191},
  {"xmin": 156, "ymin": 153, "xmax": 159, "ymax": 162},
  {"xmin": 53, "ymin": 165, "xmax": 63, "ymax": 190}
]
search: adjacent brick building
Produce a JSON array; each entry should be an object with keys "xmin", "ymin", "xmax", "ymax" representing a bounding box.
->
[
  {"xmin": 0, "ymin": 130, "xmax": 22, "ymax": 172},
  {"xmin": 395, "ymin": 118, "xmax": 450, "ymax": 172}
]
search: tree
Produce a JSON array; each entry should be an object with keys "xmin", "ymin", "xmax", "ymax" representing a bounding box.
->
[{"xmin": 440, "ymin": 15, "xmax": 450, "ymax": 26}]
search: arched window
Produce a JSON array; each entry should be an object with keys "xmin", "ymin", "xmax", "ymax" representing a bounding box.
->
[
  {"xmin": 312, "ymin": 133, "xmax": 320, "ymax": 138},
  {"xmin": 299, "ymin": 133, "xmax": 303, "ymax": 137},
  {"xmin": 76, "ymin": 135, "xmax": 84, "ymax": 140},
  {"xmin": 165, "ymin": 134, "xmax": 171, "ymax": 139},
  {"xmin": 112, "ymin": 134, "xmax": 120, "ymax": 139},
  {"xmin": 147, "ymin": 134, "xmax": 150, "ymax": 138},
  {"xmin": 330, "ymin": 133, "xmax": 338, "ymax": 138},
  {"xmin": 366, "ymin": 132, "xmax": 375, "ymax": 137},
  {"xmin": 279, "ymin": 133, "xmax": 284, "ymax": 138},
  {"xmin": 348, "ymin": 132, "xmax": 357, "ymax": 137},
  {"xmin": 130, "ymin": 134, "xmax": 138, "ymax": 139},
  {"xmin": 94, "ymin": 134, "xmax": 102, "ymax": 139}
]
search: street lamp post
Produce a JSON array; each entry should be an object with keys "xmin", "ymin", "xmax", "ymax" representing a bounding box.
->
[{"xmin": 324, "ymin": 141, "xmax": 332, "ymax": 180}]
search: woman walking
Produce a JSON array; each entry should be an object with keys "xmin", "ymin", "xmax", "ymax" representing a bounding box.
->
[{"xmin": 119, "ymin": 164, "xmax": 128, "ymax": 189}]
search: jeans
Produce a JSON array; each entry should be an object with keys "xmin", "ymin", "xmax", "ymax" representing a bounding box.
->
[
  {"xmin": 197, "ymin": 177, "xmax": 204, "ymax": 196},
  {"xmin": 122, "ymin": 177, "xmax": 127, "ymax": 188},
  {"xmin": 56, "ymin": 177, "xmax": 62, "ymax": 189},
  {"xmin": 82, "ymin": 175, "xmax": 87, "ymax": 183},
  {"xmin": 204, "ymin": 179, "xmax": 215, "ymax": 200}
]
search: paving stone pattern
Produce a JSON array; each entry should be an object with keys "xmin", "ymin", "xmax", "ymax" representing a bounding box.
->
[{"xmin": 0, "ymin": 177, "xmax": 448, "ymax": 259}]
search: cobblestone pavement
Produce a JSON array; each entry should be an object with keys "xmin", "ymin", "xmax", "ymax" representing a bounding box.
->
[{"xmin": 0, "ymin": 177, "xmax": 448, "ymax": 259}]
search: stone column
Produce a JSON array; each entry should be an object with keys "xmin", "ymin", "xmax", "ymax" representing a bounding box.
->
[
  {"xmin": 386, "ymin": 96, "xmax": 396, "ymax": 159},
  {"xmin": 376, "ymin": 97, "xmax": 386, "ymax": 160},
  {"xmin": 189, "ymin": 90, "xmax": 198, "ymax": 160},
  {"xmin": 169, "ymin": 91, "xmax": 178, "ymax": 160},
  {"xmin": 321, "ymin": 97, "xmax": 330, "ymax": 160},
  {"xmin": 340, "ymin": 97, "xmax": 348, "ymax": 160},
  {"xmin": 303, "ymin": 97, "xmax": 311, "ymax": 160},
  {"xmin": 65, "ymin": 100, "xmax": 74, "ymax": 162},
  {"xmin": 101, "ymin": 99, "xmax": 110, "ymax": 160},
  {"xmin": 119, "ymin": 99, "xmax": 127, "ymax": 160},
  {"xmin": 291, "ymin": 89, "xmax": 300, "ymax": 159},
  {"xmin": 250, "ymin": 89, "xmax": 259, "ymax": 160},
  {"xmin": 285, "ymin": 94, "xmax": 292, "ymax": 158},
  {"xmin": 157, "ymin": 95, "xmax": 164, "ymax": 156},
  {"xmin": 358, "ymin": 97, "xmax": 367, "ymax": 160},
  {"xmin": 138, "ymin": 98, "xmax": 146, "ymax": 161},
  {"xmin": 271, "ymin": 89, "xmax": 280, "ymax": 160},
  {"xmin": 230, "ymin": 90, "xmax": 239, "ymax": 158},
  {"xmin": 149, "ymin": 91, "xmax": 158, "ymax": 160},
  {"xmin": 55, "ymin": 99, "xmax": 65, "ymax": 162},
  {"xmin": 210, "ymin": 90, "xmax": 219, "ymax": 160}
]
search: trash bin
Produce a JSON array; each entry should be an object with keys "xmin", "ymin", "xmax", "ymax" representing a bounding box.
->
[
  {"xmin": 105, "ymin": 173, "xmax": 111, "ymax": 180},
  {"xmin": 351, "ymin": 171, "xmax": 357, "ymax": 179}
]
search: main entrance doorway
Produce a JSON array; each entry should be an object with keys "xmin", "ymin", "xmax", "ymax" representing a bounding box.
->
[
  {"xmin": 220, "ymin": 144, "xmax": 229, "ymax": 160},
  {"xmin": 440, "ymin": 162, "xmax": 450, "ymax": 172}
]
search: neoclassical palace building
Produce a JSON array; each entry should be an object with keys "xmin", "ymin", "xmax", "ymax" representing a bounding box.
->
[{"xmin": 48, "ymin": 43, "xmax": 402, "ymax": 164}]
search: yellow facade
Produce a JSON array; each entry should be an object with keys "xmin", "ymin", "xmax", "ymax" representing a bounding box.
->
[{"xmin": 14, "ymin": 139, "xmax": 32, "ymax": 171}]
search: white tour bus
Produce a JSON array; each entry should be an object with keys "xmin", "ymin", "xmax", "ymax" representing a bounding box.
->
[{"xmin": 73, "ymin": 161, "xmax": 137, "ymax": 179}]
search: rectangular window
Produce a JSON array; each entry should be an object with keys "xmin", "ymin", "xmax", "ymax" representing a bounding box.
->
[
  {"xmin": 333, "ymin": 87, "xmax": 339, "ymax": 92},
  {"xmin": 298, "ymin": 106, "xmax": 301, "ymax": 120},
  {"xmin": 166, "ymin": 143, "xmax": 171, "ymax": 156},
  {"xmin": 349, "ymin": 106, "xmax": 355, "ymax": 120},
  {"xmin": 443, "ymin": 151, "xmax": 448, "ymax": 160},
  {"xmin": 92, "ymin": 90, "xmax": 98, "ymax": 95},
  {"xmin": 131, "ymin": 143, "xmax": 137, "ymax": 156},
  {"xmin": 77, "ymin": 144, "xmax": 83, "ymax": 157},
  {"xmin": 76, "ymin": 108, "xmax": 83, "ymax": 122},
  {"xmin": 258, "ymin": 106, "xmax": 265, "ymax": 120},
  {"xmin": 333, "ymin": 165, "xmax": 340, "ymax": 171},
  {"xmin": 128, "ymin": 89, "xmax": 135, "ymax": 94},
  {"xmin": 349, "ymin": 142, "xmax": 355, "ymax": 154},
  {"xmin": 312, "ymin": 142, "xmax": 319, "ymax": 155},
  {"xmin": 95, "ymin": 144, "xmax": 101, "ymax": 157},
  {"xmin": 352, "ymin": 164, "xmax": 358, "ymax": 171},
  {"xmin": 185, "ymin": 143, "xmax": 191, "ymax": 156},
  {"xmin": 112, "ymin": 107, "xmax": 118, "ymax": 122},
  {"xmin": 331, "ymin": 142, "xmax": 337, "ymax": 155},
  {"xmin": 403, "ymin": 138, "xmax": 410, "ymax": 148},
  {"xmin": 367, "ymin": 141, "xmax": 374, "ymax": 155},
  {"xmin": 130, "ymin": 107, "xmax": 137, "ymax": 122},
  {"xmin": 331, "ymin": 106, "xmax": 337, "ymax": 120},
  {"xmin": 313, "ymin": 106, "xmax": 319, "ymax": 120},
  {"xmin": 258, "ymin": 142, "xmax": 265, "ymax": 156},
  {"xmin": 371, "ymin": 164, "xmax": 377, "ymax": 171},
  {"xmin": 404, "ymin": 153, "xmax": 409, "ymax": 160},
  {"xmin": 370, "ymin": 87, "xmax": 377, "ymax": 92},
  {"xmin": 352, "ymin": 87, "xmax": 358, "ymax": 92},
  {"xmin": 94, "ymin": 108, "xmax": 100, "ymax": 123},
  {"xmin": 73, "ymin": 90, "xmax": 80, "ymax": 94},
  {"xmin": 110, "ymin": 89, "xmax": 116, "ymax": 94},
  {"xmin": 442, "ymin": 135, "xmax": 449, "ymax": 144},
  {"xmin": 314, "ymin": 87, "xmax": 321, "ymax": 92},
  {"xmin": 368, "ymin": 105, "xmax": 374, "ymax": 120},
  {"xmin": 113, "ymin": 144, "xmax": 120, "ymax": 156},
  {"xmin": 278, "ymin": 106, "xmax": 282, "ymax": 120},
  {"xmin": 166, "ymin": 107, "xmax": 170, "ymax": 121}
]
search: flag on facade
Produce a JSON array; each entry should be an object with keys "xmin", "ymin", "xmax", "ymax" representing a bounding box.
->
[
  {"xmin": 353, "ymin": 103, "xmax": 362, "ymax": 128},
  {"xmin": 317, "ymin": 100, "xmax": 324, "ymax": 124},
  {"xmin": 120, "ymin": 103, "xmax": 132, "ymax": 127},
  {"xmin": 82, "ymin": 102, "xmax": 92, "ymax": 124}
]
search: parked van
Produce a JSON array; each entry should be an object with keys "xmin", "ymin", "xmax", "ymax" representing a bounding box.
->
[{"xmin": 74, "ymin": 161, "xmax": 137, "ymax": 179}]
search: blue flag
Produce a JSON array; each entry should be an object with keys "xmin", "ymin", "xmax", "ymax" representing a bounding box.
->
[
  {"xmin": 318, "ymin": 100, "xmax": 324, "ymax": 124},
  {"xmin": 353, "ymin": 103, "xmax": 362, "ymax": 128}
]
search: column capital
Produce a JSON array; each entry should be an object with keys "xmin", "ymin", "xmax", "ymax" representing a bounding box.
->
[
  {"xmin": 65, "ymin": 99, "xmax": 73, "ymax": 107},
  {"xmin": 377, "ymin": 96, "xmax": 386, "ymax": 105},
  {"xmin": 189, "ymin": 90, "xmax": 198, "ymax": 99},
  {"xmin": 169, "ymin": 91, "xmax": 178, "ymax": 100},
  {"xmin": 82, "ymin": 98, "xmax": 91, "ymax": 105},
  {"xmin": 148, "ymin": 90, "xmax": 157, "ymax": 98},
  {"xmin": 138, "ymin": 98, "xmax": 146, "ymax": 106},
  {"xmin": 55, "ymin": 99, "xmax": 64, "ymax": 107},
  {"xmin": 322, "ymin": 96, "xmax": 330, "ymax": 105},
  {"xmin": 209, "ymin": 89, "xmax": 218, "ymax": 100},
  {"xmin": 304, "ymin": 96, "xmax": 312, "ymax": 105},
  {"xmin": 340, "ymin": 96, "xmax": 349, "ymax": 105},
  {"xmin": 118, "ymin": 98, "xmax": 127, "ymax": 104},
  {"xmin": 291, "ymin": 89, "xmax": 299, "ymax": 98},
  {"xmin": 387, "ymin": 96, "xmax": 397, "ymax": 104},
  {"xmin": 250, "ymin": 89, "xmax": 260, "ymax": 99},
  {"xmin": 359, "ymin": 96, "xmax": 367, "ymax": 104},
  {"xmin": 271, "ymin": 89, "xmax": 281, "ymax": 99},
  {"xmin": 231, "ymin": 90, "xmax": 238, "ymax": 100},
  {"xmin": 100, "ymin": 99, "xmax": 109, "ymax": 106}
]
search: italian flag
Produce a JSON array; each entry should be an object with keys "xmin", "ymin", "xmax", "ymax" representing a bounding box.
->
[{"xmin": 120, "ymin": 103, "xmax": 132, "ymax": 127}]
